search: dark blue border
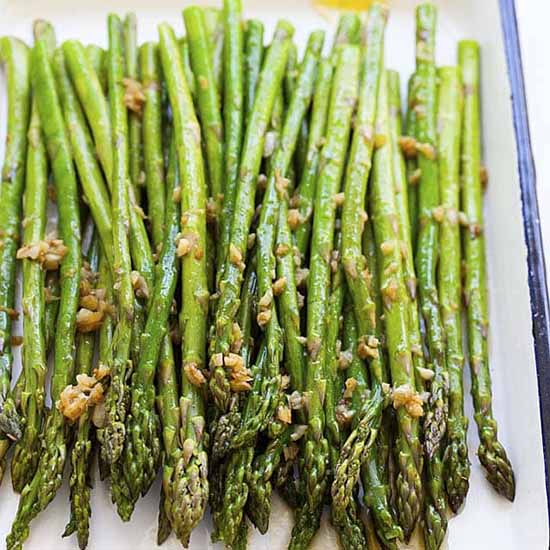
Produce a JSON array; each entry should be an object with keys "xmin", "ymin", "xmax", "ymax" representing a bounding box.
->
[{"xmin": 499, "ymin": 0, "xmax": 550, "ymax": 539}]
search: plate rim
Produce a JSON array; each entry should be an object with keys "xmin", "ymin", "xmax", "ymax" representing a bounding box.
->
[{"xmin": 499, "ymin": 0, "xmax": 550, "ymax": 543}]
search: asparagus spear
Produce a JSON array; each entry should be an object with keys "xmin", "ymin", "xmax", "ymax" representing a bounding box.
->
[
  {"xmin": 44, "ymin": 271, "xmax": 60, "ymax": 352},
  {"xmin": 63, "ymin": 39, "xmax": 113, "ymax": 184},
  {"xmin": 232, "ymin": 28, "xmax": 323, "ymax": 450},
  {"xmin": 124, "ymin": 13, "xmax": 144, "ymax": 203},
  {"xmin": 405, "ymin": 74, "xmax": 419, "ymax": 253},
  {"xmin": 7, "ymin": 31, "xmax": 82, "ymax": 550},
  {"xmin": 389, "ymin": 68, "xmax": 444, "ymax": 546},
  {"xmin": 459, "ymin": 39, "xmax": 515, "ymax": 501},
  {"xmin": 0, "ymin": 36, "xmax": 30, "ymax": 441},
  {"xmin": 184, "ymin": 7, "xmax": 224, "ymax": 218},
  {"xmin": 159, "ymin": 22, "xmax": 209, "ymax": 545},
  {"xmin": 62, "ymin": 231, "xmax": 101, "ymax": 550},
  {"xmin": 102, "ymin": 14, "xmax": 134, "ymax": 467},
  {"xmin": 210, "ymin": 20, "xmax": 294, "ymax": 412},
  {"xmin": 291, "ymin": 58, "xmax": 333, "ymax": 259},
  {"xmin": 51, "ymin": 47, "xmax": 113, "ymax": 266},
  {"xmin": 214, "ymin": 30, "xmax": 323, "ymax": 547},
  {"xmin": 436, "ymin": 66, "xmax": 470, "ymax": 513},
  {"xmin": 156, "ymin": 335, "xmax": 179, "ymax": 546},
  {"xmin": 63, "ymin": 38, "xmax": 155, "ymax": 290},
  {"xmin": 284, "ymin": 42, "xmax": 308, "ymax": 183},
  {"xmin": 325, "ymin": 239, "xmax": 370, "ymax": 550},
  {"xmin": 243, "ymin": 18, "xmax": 264, "ymax": 125},
  {"xmin": 203, "ymin": 6, "xmax": 224, "ymax": 94},
  {"xmin": 179, "ymin": 38, "xmax": 197, "ymax": 100},
  {"xmin": 344, "ymin": 265, "xmax": 402, "ymax": 550},
  {"xmin": 289, "ymin": 44, "xmax": 360, "ymax": 550},
  {"xmin": 333, "ymin": 13, "xmax": 361, "ymax": 47},
  {"xmin": 10, "ymin": 21, "xmax": 54, "ymax": 492},
  {"xmin": 371, "ymin": 70, "xmax": 423, "ymax": 541},
  {"xmin": 217, "ymin": 0, "xmax": 244, "ymax": 282},
  {"xmin": 336, "ymin": 4, "xmax": 388, "ymax": 513},
  {"xmin": 140, "ymin": 42, "xmax": 166, "ymax": 249},
  {"xmin": 85, "ymin": 44, "xmax": 107, "ymax": 93},
  {"xmin": 415, "ymin": 7, "xmax": 449, "ymax": 545},
  {"xmin": 415, "ymin": 1, "xmax": 448, "ymax": 454},
  {"xmin": 123, "ymin": 132, "xmax": 181, "ymax": 509},
  {"xmin": 155, "ymin": 139, "xmax": 180, "ymax": 545}
]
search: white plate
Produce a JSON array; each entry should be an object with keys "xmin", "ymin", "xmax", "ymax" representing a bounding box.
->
[{"xmin": 0, "ymin": 0, "xmax": 547, "ymax": 549}]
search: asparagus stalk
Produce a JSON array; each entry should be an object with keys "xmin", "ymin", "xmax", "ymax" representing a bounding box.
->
[
  {"xmin": 325, "ymin": 239, "xmax": 370, "ymax": 550},
  {"xmin": 292, "ymin": 58, "xmax": 333, "ymax": 259},
  {"xmin": 156, "ymin": 335, "xmax": 178, "ymax": 546},
  {"xmin": 436, "ymin": 66, "xmax": 470, "ymax": 513},
  {"xmin": 283, "ymin": 41, "xmax": 298, "ymax": 105},
  {"xmin": 344, "ymin": 266, "xmax": 403, "ymax": 550},
  {"xmin": 459, "ymin": 39, "xmax": 515, "ymax": 501},
  {"xmin": 388, "ymin": 68, "xmax": 441, "ymax": 547},
  {"xmin": 243, "ymin": 18, "xmax": 264, "ymax": 125},
  {"xmin": 333, "ymin": 13, "xmax": 361, "ymax": 47},
  {"xmin": 51, "ymin": 47, "xmax": 113, "ymax": 266},
  {"xmin": 124, "ymin": 13, "xmax": 144, "ymax": 203},
  {"xmin": 276, "ymin": 202, "xmax": 306, "ymax": 401},
  {"xmin": 371, "ymin": 70, "xmax": 423, "ymax": 541},
  {"xmin": 102, "ymin": 14, "xmax": 134, "ymax": 467},
  {"xmin": 85, "ymin": 44, "xmax": 107, "ymax": 93},
  {"xmin": 217, "ymin": 0, "xmax": 244, "ymax": 282},
  {"xmin": 11, "ymin": 21, "xmax": 54, "ymax": 492},
  {"xmin": 159, "ymin": 22, "xmax": 210, "ymax": 545},
  {"xmin": 284, "ymin": 42, "xmax": 309, "ymax": 183},
  {"xmin": 215, "ymin": 30, "xmax": 323, "ymax": 547},
  {"xmin": 336, "ymin": 4, "xmax": 388, "ymax": 514},
  {"xmin": 415, "ymin": 2, "xmax": 448, "ymax": 454},
  {"xmin": 184, "ymin": 7, "xmax": 224, "ymax": 216},
  {"xmin": 44, "ymin": 271, "xmax": 60, "ymax": 352},
  {"xmin": 63, "ymin": 39, "xmax": 113, "ymax": 184},
  {"xmin": 140, "ymin": 42, "xmax": 166, "ymax": 249},
  {"xmin": 0, "ymin": 36, "xmax": 30, "ymax": 441},
  {"xmin": 63, "ymin": 38, "xmax": 155, "ymax": 289},
  {"xmin": 123, "ymin": 131, "xmax": 181, "ymax": 509},
  {"xmin": 232, "ymin": 28, "xmax": 323, "ymax": 449},
  {"xmin": 7, "ymin": 31, "xmax": 82, "ymax": 550},
  {"xmin": 289, "ymin": 44, "xmax": 360, "ymax": 550},
  {"xmin": 210, "ymin": 20, "xmax": 294, "ymax": 412},
  {"xmin": 62, "ymin": 232, "xmax": 101, "ymax": 550},
  {"xmin": 179, "ymin": 38, "xmax": 197, "ymax": 100},
  {"xmin": 405, "ymin": 74, "xmax": 419, "ymax": 253},
  {"xmin": 203, "ymin": 6, "xmax": 224, "ymax": 94},
  {"xmin": 414, "ymin": 7, "xmax": 449, "ymax": 546}
]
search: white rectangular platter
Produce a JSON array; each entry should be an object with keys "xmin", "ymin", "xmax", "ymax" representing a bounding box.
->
[{"xmin": 0, "ymin": 0, "xmax": 547, "ymax": 548}]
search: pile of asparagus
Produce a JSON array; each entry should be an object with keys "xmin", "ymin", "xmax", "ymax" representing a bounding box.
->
[{"xmin": 0, "ymin": 2, "xmax": 515, "ymax": 549}]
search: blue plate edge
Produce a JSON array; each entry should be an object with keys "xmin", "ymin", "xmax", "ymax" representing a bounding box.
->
[{"xmin": 499, "ymin": 0, "xmax": 550, "ymax": 542}]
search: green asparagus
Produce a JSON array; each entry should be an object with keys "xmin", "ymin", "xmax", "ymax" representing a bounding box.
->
[
  {"xmin": 140, "ymin": 42, "xmax": 166, "ymax": 249},
  {"xmin": 159, "ymin": 22, "xmax": 210, "ymax": 545},
  {"xmin": 217, "ymin": 0, "xmax": 244, "ymax": 281},
  {"xmin": 436, "ymin": 66, "xmax": 470, "ymax": 513},
  {"xmin": 415, "ymin": 6, "xmax": 448, "ymax": 546},
  {"xmin": 124, "ymin": 13, "xmax": 144, "ymax": 203},
  {"xmin": 0, "ymin": 36, "xmax": 30, "ymax": 441},
  {"xmin": 290, "ymin": 44, "xmax": 359, "ymax": 550},
  {"xmin": 7, "ymin": 30, "xmax": 82, "ymax": 550},
  {"xmin": 11, "ymin": 21, "xmax": 54, "ymax": 492},
  {"xmin": 336, "ymin": 4, "xmax": 388, "ymax": 515},
  {"xmin": 459, "ymin": 39, "xmax": 515, "ymax": 501},
  {"xmin": 371, "ymin": 70, "xmax": 423, "ymax": 541},
  {"xmin": 210, "ymin": 20, "xmax": 294, "ymax": 412},
  {"xmin": 62, "ymin": 231, "xmax": 101, "ymax": 550}
]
